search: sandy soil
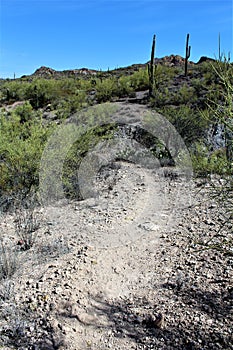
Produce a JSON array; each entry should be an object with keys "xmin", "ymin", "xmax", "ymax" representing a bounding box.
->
[{"xmin": 0, "ymin": 158, "xmax": 232, "ymax": 350}]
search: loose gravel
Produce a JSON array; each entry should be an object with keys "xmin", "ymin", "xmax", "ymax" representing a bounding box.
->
[{"xmin": 0, "ymin": 161, "xmax": 232, "ymax": 350}]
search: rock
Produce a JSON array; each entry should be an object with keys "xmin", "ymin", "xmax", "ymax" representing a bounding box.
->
[
  {"xmin": 153, "ymin": 54, "xmax": 195, "ymax": 67},
  {"xmin": 43, "ymin": 111, "xmax": 57, "ymax": 121},
  {"xmin": 32, "ymin": 66, "xmax": 56, "ymax": 77},
  {"xmin": 138, "ymin": 222, "xmax": 159, "ymax": 231},
  {"xmin": 197, "ymin": 56, "xmax": 216, "ymax": 64}
]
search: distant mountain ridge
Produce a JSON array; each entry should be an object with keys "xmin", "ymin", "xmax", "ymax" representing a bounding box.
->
[
  {"xmin": 31, "ymin": 66, "xmax": 99, "ymax": 78},
  {"xmin": 28, "ymin": 55, "xmax": 215, "ymax": 79}
]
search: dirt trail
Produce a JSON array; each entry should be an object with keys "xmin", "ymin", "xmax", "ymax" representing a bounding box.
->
[
  {"xmin": 41, "ymin": 160, "xmax": 193, "ymax": 349},
  {"xmin": 0, "ymin": 158, "xmax": 232, "ymax": 350}
]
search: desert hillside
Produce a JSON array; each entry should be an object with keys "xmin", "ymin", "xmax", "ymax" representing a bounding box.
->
[{"xmin": 0, "ymin": 57, "xmax": 232, "ymax": 349}]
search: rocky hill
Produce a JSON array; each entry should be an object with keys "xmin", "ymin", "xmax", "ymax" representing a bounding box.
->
[
  {"xmin": 26, "ymin": 55, "xmax": 210, "ymax": 79},
  {"xmin": 31, "ymin": 66, "xmax": 99, "ymax": 79}
]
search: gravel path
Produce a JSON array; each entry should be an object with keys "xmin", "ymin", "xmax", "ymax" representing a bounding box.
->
[{"xmin": 0, "ymin": 160, "xmax": 232, "ymax": 350}]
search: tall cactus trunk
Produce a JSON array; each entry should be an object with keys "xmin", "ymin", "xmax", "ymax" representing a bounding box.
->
[
  {"xmin": 185, "ymin": 34, "xmax": 191, "ymax": 77},
  {"xmin": 218, "ymin": 32, "xmax": 221, "ymax": 62},
  {"xmin": 148, "ymin": 34, "xmax": 156, "ymax": 97}
]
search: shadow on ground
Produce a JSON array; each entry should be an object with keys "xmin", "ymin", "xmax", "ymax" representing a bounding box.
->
[{"xmin": 59, "ymin": 284, "xmax": 233, "ymax": 350}]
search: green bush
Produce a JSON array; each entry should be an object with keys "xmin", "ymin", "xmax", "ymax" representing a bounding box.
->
[
  {"xmin": 116, "ymin": 76, "xmax": 134, "ymax": 97},
  {"xmin": 0, "ymin": 109, "xmax": 54, "ymax": 196},
  {"xmin": 95, "ymin": 77, "xmax": 118, "ymax": 102},
  {"xmin": 25, "ymin": 79, "xmax": 60, "ymax": 108},
  {"xmin": 12, "ymin": 101, "xmax": 33, "ymax": 123},
  {"xmin": 0, "ymin": 78, "xmax": 92, "ymax": 110},
  {"xmin": 173, "ymin": 84, "xmax": 197, "ymax": 105},
  {"xmin": 191, "ymin": 142, "xmax": 229, "ymax": 176},
  {"xmin": 0, "ymin": 59, "xmax": 232, "ymax": 202},
  {"xmin": 62, "ymin": 123, "xmax": 116, "ymax": 198},
  {"xmin": 158, "ymin": 105, "xmax": 209, "ymax": 145},
  {"xmin": 129, "ymin": 68, "xmax": 149, "ymax": 90},
  {"xmin": 56, "ymin": 93, "xmax": 88, "ymax": 119},
  {"xmin": 0, "ymin": 81, "xmax": 28, "ymax": 104},
  {"xmin": 150, "ymin": 87, "xmax": 171, "ymax": 107}
]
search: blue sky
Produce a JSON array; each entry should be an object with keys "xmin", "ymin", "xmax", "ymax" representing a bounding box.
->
[{"xmin": 0, "ymin": 0, "xmax": 232, "ymax": 78}]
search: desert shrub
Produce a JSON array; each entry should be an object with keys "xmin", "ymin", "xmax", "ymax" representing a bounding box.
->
[
  {"xmin": 191, "ymin": 77, "xmax": 206, "ymax": 94},
  {"xmin": 116, "ymin": 76, "xmax": 134, "ymax": 97},
  {"xmin": 172, "ymin": 84, "xmax": 197, "ymax": 105},
  {"xmin": 14, "ymin": 209, "xmax": 40, "ymax": 250},
  {"xmin": 95, "ymin": 70, "xmax": 149, "ymax": 102},
  {"xmin": 25, "ymin": 79, "xmax": 60, "ymax": 108},
  {"xmin": 159, "ymin": 105, "xmax": 210, "ymax": 145},
  {"xmin": 198, "ymin": 60, "xmax": 231, "ymax": 84},
  {"xmin": 206, "ymin": 61, "xmax": 233, "ymax": 170},
  {"xmin": 95, "ymin": 77, "xmax": 118, "ymax": 102},
  {"xmin": 192, "ymin": 60, "xmax": 232, "ymax": 255},
  {"xmin": 154, "ymin": 64, "xmax": 176, "ymax": 88},
  {"xmin": 14, "ymin": 196, "xmax": 41, "ymax": 251},
  {"xmin": 0, "ymin": 80, "xmax": 29, "ymax": 104},
  {"xmin": 12, "ymin": 101, "xmax": 33, "ymax": 123},
  {"xmin": 14, "ymin": 78, "xmax": 87, "ymax": 110},
  {"xmin": 0, "ymin": 238, "xmax": 19, "ymax": 280},
  {"xmin": 191, "ymin": 142, "xmax": 229, "ymax": 176},
  {"xmin": 0, "ymin": 279, "xmax": 15, "ymax": 301},
  {"xmin": 151, "ymin": 87, "xmax": 171, "ymax": 107},
  {"xmin": 129, "ymin": 68, "xmax": 149, "ymax": 90},
  {"xmin": 160, "ymin": 104, "xmax": 229, "ymax": 176},
  {"xmin": 55, "ymin": 78, "xmax": 90, "ymax": 99},
  {"xmin": 62, "ymin": 123, "xmax": 116, "ymax": 198},
  {"xmin": 0, "ymin": 109, "xmax": 55, "ymax": 197},
  {"xmin": 56, "ymin": 93, "xmax": 87, "ymax": 119}
]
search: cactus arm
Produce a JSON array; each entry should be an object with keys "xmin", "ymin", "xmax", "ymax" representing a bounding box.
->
[{"xmin": 185, "ymin": 33, "xmax": 191, "ymax": 76}]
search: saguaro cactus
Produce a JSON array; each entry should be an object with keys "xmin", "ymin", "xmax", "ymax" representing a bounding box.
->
[
  {"xmin": 148, "ymin": 34, "xmax": 156, "ymax": 97},
  {"xmin": 185, "ymin": 34, "xmax": 191, "ymax": 76},
  {"xmin": 218, "ymin": 32, "xmax": 223, "ymax": 62}
]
